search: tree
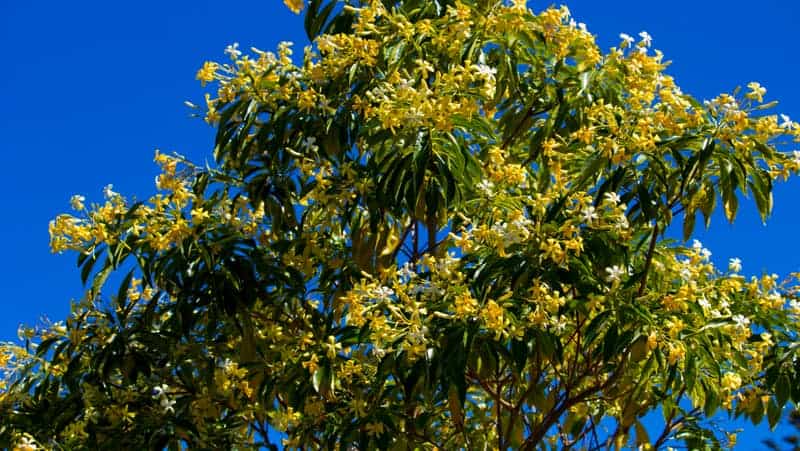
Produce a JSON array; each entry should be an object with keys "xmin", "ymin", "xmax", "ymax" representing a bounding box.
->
[{"xmin": 2, "ymin": 0, "xmax": 800, "ymax": 448}]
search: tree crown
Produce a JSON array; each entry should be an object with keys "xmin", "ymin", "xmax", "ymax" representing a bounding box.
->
[{"xmin": 3, "ymin": 1, "xmax": 800, "ymax": 449}]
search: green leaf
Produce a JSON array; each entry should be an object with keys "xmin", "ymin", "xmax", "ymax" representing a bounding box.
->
[
  {"xmin": 751, "ymin": 397, "xmax": 765, "ymax": 425},
  {"xmin": 79, "ymin": 247, "xmax": 104, "ymax": 285},
  {"xmin": 719, "ymin": 159, "xmax": 739, "ymax": 223},
  {"xmin": 116, "ymin": 268, "xmax": 135, "ymax": 313},
  {"xmin": 703, "ymin": 384, "xmax": 720, "ymax": 417},
  {"xmin": 683, "ymin": 208, "xmax": 696, "ymax": 242},
  {"xmin": 748, "ymin": 169, "xmax": 773, "ymax": 223},
  {"xmin": 312, "ymin": 364, "xmax": 334, "ymax": 398},
  {"xmin": 776, "ymin": 374, "xmax": 791, "ymax": 407},
  {"xmin": 510, "ymin": 338, "xmax": 528, "ymax": 373},
  {"xmin": 584, "ymin": 310, "xmax": 611, "ymax": 347},
  {"xmin": 767, "ymin": 397, "xmax": 782, "ymax": 430},
  {"xmin": 304, "ymin": 0, "xmax": 338, "ymax": 41}
]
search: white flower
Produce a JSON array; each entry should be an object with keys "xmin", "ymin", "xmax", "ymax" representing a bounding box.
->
[
  {"xmin": 153, "ymin": 384, "xmax": 170, "ymax": 398},
  {"xmin": 605, "ymin": 265, "xmax": 625, "ymax": 283},
  {"xmin": 639, "ymin": 31, "xmax": 652, "ymax": 47},
  {"xmin": 15, "ymin": 435, "xmax": 38, "ymax": 451},
  {"xmin": 153, "ymin": 383, "xmax": 176, "ymax": 413},
  {"xmin": 793, "ymin": 150, "xmax": 800, "ymax": 166},
  {"xmin": 789, "ymin": 299, "xmax": 800, "ymax": 313},
  {"xmin": 225, "ymin": 42, "xmax": 242, "ymax": 59},
  {"xmin": 160, "ymin": 396, "xmax": 176, "ymax": 414},
  {"xmin": 569, "ymin": 19, "xmax": 587, "ymax": 32},
  {"xmin": 732, "ymin": 314, "xmax": 750, "ymax": 329},
  {"xmin": 301, "ymin": 136, "xmax": 318, "ymax": 151},
  {"xmin": 409, "ymin": 282, "xmax": 443, "ymax": 297},
  {"xmin": 603, "ymin": 191, "xmax": 621, "ymax": 205},
  {"xmin": 679, "ymin": 267, "xmax": 692, "ymax": 281},
  {"xmin": 374, "ymin": 286, "xmax": 395, "ymax": 299},
  {"xmin": 103, "ymin": 184, "xmax": 118, "ymax": 200},
  {"xmin": 722, "ymin": 98, "xmax": 739, "ymax": 112},
  {"xmin": 619, "ymin": 33, "xmax": 634, "ymax": 48},
  {"xmin": 698, "ymin": 297, "xmax": 711, "ymax": 310},
  {"xmin": 581, "ymin": 206, "xmax": 598, "ymax": 225},
  {"xmin": 223, "ymin": 358, "xmax": 235, "ymax": 373},
  {"xmin": 780, "ymin": 114, "xmax": 794, "ymax": 129},
  {"xmin": 397, "ymin": 262, "xmax": 416, "ymax": 280},
  {"xmin": 477, "ymin": 179, "xmax": 494, "ymax": 195},
  {"xmin": 690, "ymin": 240, "xmax": 711, "ymax": 259},
  {"xmin": 474, "ymin": 63, "xmax": 497, "ymax": 78},
  {"xmin": 728, "ymin": 257, "xmax": 742, "ymax": 273},
  {"xmin": 550, "ymin": 319, "xmax": 567, "ymax": 333}
]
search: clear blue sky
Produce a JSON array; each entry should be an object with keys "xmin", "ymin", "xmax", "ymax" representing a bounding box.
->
[{"xmin": 1, "ymin": 1, "xmax": 798, "ymax": 448}]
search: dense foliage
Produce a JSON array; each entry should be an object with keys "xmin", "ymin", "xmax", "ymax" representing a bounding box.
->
[{"xmin": 3, "ymin": 0, "xmax": 800, "ymax": 449}]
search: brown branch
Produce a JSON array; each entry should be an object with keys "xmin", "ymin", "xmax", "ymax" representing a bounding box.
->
[
  {"xmin": 652, "ymin": 407, "xmax": 700, "ymax": 450},
  {"xmin": 497, "ymin": 379, "xmax": 504, "ymax": 450},
  {"xmin": 466, "ymin": 371, "xmax": 516, "ymax": 411},
  {"xmin": 521, "ymin": 366, "xmax": 623, "ymax": 451}
]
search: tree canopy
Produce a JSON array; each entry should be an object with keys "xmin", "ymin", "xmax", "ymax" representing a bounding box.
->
[{"xmin": 3, "ymin": 0, "xmax": 800, "ymax": 449}]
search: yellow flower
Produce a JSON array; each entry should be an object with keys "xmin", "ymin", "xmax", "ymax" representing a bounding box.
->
[
  {"xmin": 70, "ymin": 194, "xmax": 86, "ymax": 211},
  {"xmin": 646, "ymin": 331, "xmax": 658, "ymax": 351},
  {"xmin": 191, "ymin": 207, "xmax": 211, "ymax": 223},
  {"xmin": 302, "ymin": 354, "xmax": 319, "ymax": 373},
  {"xmin": 283, "ymin": 0, "xmax": 304, "ymax": 14},
  {"xmin": 667, "ymin": 342, "xmax": 685, "ymax": 365},
  {"xmin": 454, "ymin": 292, "xmax": 478, "ymax": 318},
  {"xmin": 365, "ymin": 421, "xmax": 385, "ymax": 436},
  {"xmin": 746, "ymin": 82, "xmax": 766, "ymax": 103},
  {"xmin": 482, "ymin": 300, "xmax": 506, "ymax": 335},
  {"xmin": 721, "ymin": 372, "xmax": 742, "ymax": 392},
  {"xmin": 196, "ymin": 61, "xmax": 218, "ymax": 86},
  {"xmin": 324, "ymin": 335, "xmax": 341, "ymax": 360}
]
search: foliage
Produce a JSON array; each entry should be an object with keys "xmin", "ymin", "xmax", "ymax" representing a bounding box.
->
[{"xmin": 3, "ymin": 0, "xmax": 800, "ymax": 449}]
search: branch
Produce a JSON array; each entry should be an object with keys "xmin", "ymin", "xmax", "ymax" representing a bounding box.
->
[
  {"xmin": 521, "ymin": 367, "xmax": 622, "ymax": 451},
  {"xmin": 412, "ymin": 220, "xmax": 420, "ymax": 263},
  {"xmin": 652, "ymin": 401, "xmax": 698, "ymax": 450},
  {"xmin": 497, "ymin": 379, "xmax": 504, "ymax": 450}
]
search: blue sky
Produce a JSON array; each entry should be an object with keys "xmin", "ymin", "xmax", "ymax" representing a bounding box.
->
[{"xmin": 2, "ymin": 0, "xmax": 799, "ymax": 448}]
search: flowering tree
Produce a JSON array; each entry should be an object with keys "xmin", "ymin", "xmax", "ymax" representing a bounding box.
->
[{"xmin": 2, "ymin": 0, "xmax": 800, "ymax": 449}]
